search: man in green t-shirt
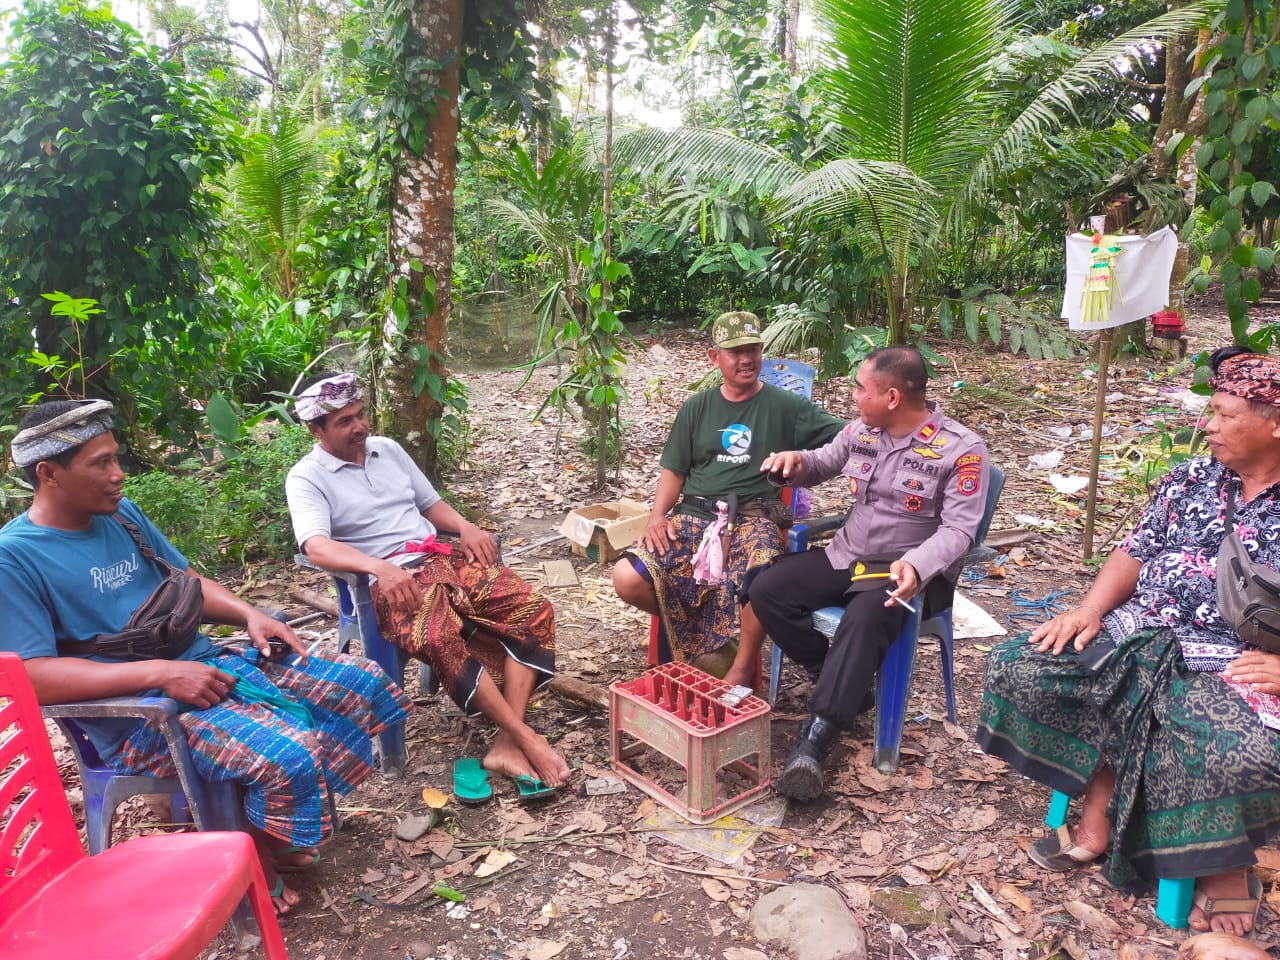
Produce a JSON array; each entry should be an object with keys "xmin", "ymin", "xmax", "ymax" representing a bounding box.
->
[{"xmin": 612, "ymin": 312, "xmax": 844, "ymax": 685}]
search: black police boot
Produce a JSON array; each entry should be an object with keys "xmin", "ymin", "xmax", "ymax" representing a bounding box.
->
[{"xmin": 775, "ymin": 713, "xmax": 841, "ymax": 802}]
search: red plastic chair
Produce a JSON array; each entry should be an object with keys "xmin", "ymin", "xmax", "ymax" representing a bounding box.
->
[{"xmin": 0, "ymin": 652, "xmax": 288, "ymax": 960}]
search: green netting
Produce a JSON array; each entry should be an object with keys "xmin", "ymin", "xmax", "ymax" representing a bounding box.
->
[{"xmin": 448, "ymin": 292, "xmax": 544, "ymax": 367}]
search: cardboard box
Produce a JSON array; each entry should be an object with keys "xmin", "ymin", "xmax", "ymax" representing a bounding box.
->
[{"xmin": 559, "ymin": 499, "xmax": 649, "ymax": 563}]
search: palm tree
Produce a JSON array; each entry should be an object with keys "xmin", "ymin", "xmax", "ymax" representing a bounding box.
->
[
  {"xmin": 618, "ymin": 0, "xmax": 1217, "ymax": 345},
  {"xmin": 224, "ymin": 99, "xmax": 326, "ymax": 299}
]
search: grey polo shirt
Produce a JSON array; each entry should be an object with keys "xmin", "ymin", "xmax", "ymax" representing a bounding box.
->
[{"xmin": 286, "ymin": 436, "xmax": 442, "ymax": 559}]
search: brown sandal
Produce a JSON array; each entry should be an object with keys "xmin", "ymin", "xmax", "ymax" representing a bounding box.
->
[
  {"xmin": 1027, "ymin": 824, "xmax": 1106, "ymax": 872},
  {"xmin": 1191, "ymin": 873, "xmax": 1262, "ymax": 937}
]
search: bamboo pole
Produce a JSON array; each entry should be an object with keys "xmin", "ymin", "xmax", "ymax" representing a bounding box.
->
[{"xmin": 1081, "ymin": 330, "xmax": 1114, "ymax": 560}]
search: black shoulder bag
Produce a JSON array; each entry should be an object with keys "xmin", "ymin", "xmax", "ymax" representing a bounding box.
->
[
  {"xmin": 58, "ymin": 516, "xmax": 205, "ymax": 661},
  {"xmin": 1216, "ymin": 486, "xmax": 1280, "ymax": 653}
]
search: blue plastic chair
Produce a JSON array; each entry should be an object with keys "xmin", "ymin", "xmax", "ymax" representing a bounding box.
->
[
  {"xmin": 769, "ymin": 465, "xmax": 1006, "ymax": 775},
  {"xmin": 295, "ymin": 558, "xmax": 433, "ymax": 777},
  {"xmin": 41, "ymin": 697, "xmax": 245, "ymax": 854},
  {"xmin": 41, "ymin": 696, "xmax": 258, "ymax": 944},
  {"xmin": 1046, "ymin": 790, "xmax": 1193, "ymax": 928}
]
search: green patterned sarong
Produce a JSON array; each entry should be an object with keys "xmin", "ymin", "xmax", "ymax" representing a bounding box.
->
[{"xmin": 976, "ymin": 628, "xmax": 1280, "ymax": 889}]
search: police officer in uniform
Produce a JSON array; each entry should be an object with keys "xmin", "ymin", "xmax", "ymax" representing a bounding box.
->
[{"xmin": 749, "ymin": 345, "xmax": 990, "ymax": 801}]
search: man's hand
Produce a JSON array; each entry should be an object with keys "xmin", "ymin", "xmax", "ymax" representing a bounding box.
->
[
  {"xmin": 1029, "ymin": 605, "xmax": 1103, "ymax": 655},
  {"xmin": 245, "ymin": 609, "xmax": 307, "ymax": 663},
  {"xmin": 1224, "ymin": 650, "xmax": 1280, "ymax": 694},
  {"xmin": 760, "ymin": 450, "xmax": 803, "ymax": 483},
  {"xmin": 885, "ymin": 560, "xmax": 919, "ymax": 608},
  {"xmin": 457, "ymin": 521, "xmax": 499, "ymax": 566},
  {"xmin": 155, "ymin": 661, "xmax": 239, "ymax": 709},
  {"xmin": 377, "ymin": 560, "xmax": 424, "ymax": 614},
  {"xmin": 642, "ymin": 514, "xmax": 677, "ymax": 554}
]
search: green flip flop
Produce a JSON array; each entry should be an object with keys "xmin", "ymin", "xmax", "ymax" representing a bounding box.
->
[
  {"xmin": 270, "ymin": 844, "xmax": 320, "ymax": 873},
  {"xmin": 453, "ymin": 757, "xmax": 493, "ymax": 804},
  {"xmin": 514, "ymin": 774, "xmax": 556, "ymax": 803}
]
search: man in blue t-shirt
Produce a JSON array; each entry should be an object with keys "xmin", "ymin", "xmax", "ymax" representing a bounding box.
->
[{"xmin": 0, "ymin": 399, "xmax": 412, "ymax": 915}]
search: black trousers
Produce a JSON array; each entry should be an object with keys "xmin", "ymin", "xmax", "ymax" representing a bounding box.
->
[{"xmin": 747, "ymin": 549, "xmax": 952, "ymax": 726}]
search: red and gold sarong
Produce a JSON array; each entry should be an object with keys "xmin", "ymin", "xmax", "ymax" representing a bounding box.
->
[{"xmin": 371, "ymin": 553, "xmax": 555, "ymax": 713}]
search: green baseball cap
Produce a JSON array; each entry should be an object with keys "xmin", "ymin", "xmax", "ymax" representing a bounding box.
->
[{"xmin": 712, "ymin": 311, "xmax": 765, "ymax": 348}]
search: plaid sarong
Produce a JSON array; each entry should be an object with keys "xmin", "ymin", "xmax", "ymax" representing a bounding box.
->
[{"xmin": 112, "ymin": 651, "xmax": 412, "ymax": 847}]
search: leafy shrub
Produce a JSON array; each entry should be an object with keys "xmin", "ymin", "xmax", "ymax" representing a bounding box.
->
[{"xmin": 125, "ymin": 422, "xmax": 314, "ymax": 570}]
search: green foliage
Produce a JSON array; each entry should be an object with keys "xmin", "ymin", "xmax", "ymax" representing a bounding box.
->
[
  {"xmin": 618, "ymin": 0, "xmax": 1214, "ymax": 363},
  {"xmin": 1192, "ymin": 0, "xmax": 1280, "ymax": 339},
  {"xmin": 0, "ymin": 0, "xmax": 240, "ymax": 457},
  {"xmin": 124, "ymin": 422, "xmax": 314, "ymax": 569},
  {"xmin": 490, "ymin": 139, "xmax": 634, "ymax": 472},
  {"xmin": 225, "ymin": 101, "xmax": 328, "ymax": 299}
]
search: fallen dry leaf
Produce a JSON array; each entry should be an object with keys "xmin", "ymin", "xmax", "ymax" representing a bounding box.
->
[
  {"xmin": 633, "ymin": 798, "xmax": 657, "ymax": 821},
  {"xmin": 474, "ymin": 849, "xmax": 517, "ymax": 878},
  {"xmin": 572, "ymin": 811, "xmax": 608, "ymax": 833},
  {"xmin": 723, "ymin": 949, "xmax": 769, "ymax": 960},
  {"xmin": 910, "ymin": 767, "xmax": 934, "ymax": 789},
  {"xmin": 524, "ymin": 939, "xmax": 568, "ymax": 960},
  {"xmin": 860, "ymin": 830, "xmax": 884, "ymax": 856},
  {"xmin": 421, "ymin": 786, "xmax": 449, "ymax": 809},
  {"xmin": 997, "ymin": 882, "xmax": 1034, "ymax": 913},
  {"xmin": 1063, "ymin": 899, "xmax": 1122, "ymax": 937},
  {"xmin": 701, "ymin": 878, "xmax": 732, "ymax": 902},
  {"xmin": 911, "ymin": 851, "xmax": 954, "ymax": 874},
  {"xmin": 570, "ymin": 861, "xmax": 608, "ymax": 881}
]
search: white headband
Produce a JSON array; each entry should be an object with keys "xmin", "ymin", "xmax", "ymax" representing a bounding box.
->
[{"xmin": 295, "ymin": 373, "xmax": 362, "ymax": 422}]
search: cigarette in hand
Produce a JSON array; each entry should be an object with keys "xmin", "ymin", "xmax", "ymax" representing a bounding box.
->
[{"xmin": 885, "ymin": 591, "xmax": 916, "ymax": 611}]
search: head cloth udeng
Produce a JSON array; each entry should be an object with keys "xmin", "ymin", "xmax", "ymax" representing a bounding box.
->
[
  {"xmin": 295, "ymin": 373, "xmax": 362, "ymax": 422},
  {"xmin": 1209, "ymin": 353, "xmax": 1280, "ymax": 408}
]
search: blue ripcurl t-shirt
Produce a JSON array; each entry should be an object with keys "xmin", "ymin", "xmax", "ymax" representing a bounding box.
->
[{"xmin": 0, "ymin": 498, "xmax": 215, "ymax": 757}]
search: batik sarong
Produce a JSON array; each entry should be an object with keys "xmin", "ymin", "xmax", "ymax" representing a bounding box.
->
[
  {"xmin": 113, "ymin": 651, "xmax": 412, "ymax": 848},
  {"xmin": 625, "ymin": 513, "xmax": 784, "ymax": 661},
  {"xmin": 977, "ymin": 627, "xmax": 1280, "ymax": 888},
  {"xmin": 371, "ymin": 553, "xmax": 556, "ymax": 714}
]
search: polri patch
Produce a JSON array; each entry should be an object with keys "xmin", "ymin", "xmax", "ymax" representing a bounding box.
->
[
  {"xmin": 848, "ymin": 477, "xmax": 860, "ymax": 496},
  {"xmin": 957, "ymin": 474, "xmax": 980, "ymax": 496},
  {"xmin": 902, "ymin": 477, "xmax": 924, "ymax": 491},
  {"xmin": 956, "ymin": 453, "xmax": 983, "ymax": 467},
  {"xmin": 904, "ymin": 495, "xmax": 923, "ymax": 512},
  {"xmin": 911, "ymin": 445, "xmax": 943, "ymax": 460}
]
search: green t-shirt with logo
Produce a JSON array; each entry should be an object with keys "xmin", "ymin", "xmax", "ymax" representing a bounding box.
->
[{"xmin": 660, "ymin": 384, "xmax": 844, "ymax": 517}]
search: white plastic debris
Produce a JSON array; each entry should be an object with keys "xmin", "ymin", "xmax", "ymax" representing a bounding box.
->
[
  {"xmin": 1027, "ymin": 450, "xmax": 1064, "ymax": 471},
  {"xmin": 1048, "ymin": 473, "xmax": 1090, "ymax": 495}
]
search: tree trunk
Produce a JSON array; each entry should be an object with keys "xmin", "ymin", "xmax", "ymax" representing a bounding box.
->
[
  {"xmin": 381, "ymin": 0, "xmax": 463, "ymax": 476},
  {"xmin": 598, "ymin": 6, "xmax": 616, "ymax": 488}
]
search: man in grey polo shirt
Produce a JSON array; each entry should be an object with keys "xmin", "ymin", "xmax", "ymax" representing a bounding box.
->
[{"xmin": 285, "ymin": 372, "xmax": 569, "ymax": 791}]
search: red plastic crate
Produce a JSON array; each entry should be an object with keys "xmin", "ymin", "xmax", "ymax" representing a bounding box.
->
[{"xmin": 610, "ymin": 662, "xmax": 771, "ymax": 824}]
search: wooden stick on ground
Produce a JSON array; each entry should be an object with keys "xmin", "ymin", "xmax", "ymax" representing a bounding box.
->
[{"xmin": 289, "ymin": 586, "xmax": 339, "ymax": 618}]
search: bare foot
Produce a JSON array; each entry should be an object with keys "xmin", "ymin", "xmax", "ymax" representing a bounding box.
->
[
  {"xmin": 520, "ymin": 732, "xmax": 571, "ymax": 787},
  {"xmin": 1189, "ymin": 871, "xmax": 1258, "ymax": 937},
  {"xmin": 270, "ymin": 846, "xmax": 319, "ymax": 870},
  {"xmin": 483, "ymin": 730, "xmax": 538, "ymax": 781}
]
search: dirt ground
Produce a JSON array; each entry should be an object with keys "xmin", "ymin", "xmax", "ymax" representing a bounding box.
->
[{"xmin": 64, "ymin": 298, "xmax": 1280, "ymax": 960}]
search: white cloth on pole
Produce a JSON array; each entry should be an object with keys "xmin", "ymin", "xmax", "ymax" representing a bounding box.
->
[{"xmin": 1061, "ymin": 225, "xmax": 1178, "ymax": 331}]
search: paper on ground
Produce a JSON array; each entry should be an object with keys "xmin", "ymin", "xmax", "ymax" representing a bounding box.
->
[
  {"xmin": 640, "ymin": 795, "xmax": 788, "ymax": 867},
  {"xmin": 944, "ymin": 591, "xmax": 1006, "ymax": 640}
]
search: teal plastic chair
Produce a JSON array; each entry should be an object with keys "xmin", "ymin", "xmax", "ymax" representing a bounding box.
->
[
  {"xmin": 1046, "ymin": 791, "xmax": 1193, "ymax": 928},
  {"xmin": 770, "ymin": 465, "xmax": 1006, "ymax": 775}
]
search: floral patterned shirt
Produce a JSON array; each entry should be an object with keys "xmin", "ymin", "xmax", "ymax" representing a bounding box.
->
[{"xmin": 1108, "ymin": 456, "xmax": 1280, "ymax": 726}]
